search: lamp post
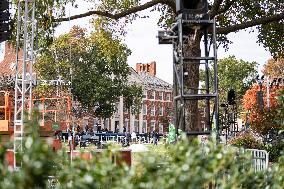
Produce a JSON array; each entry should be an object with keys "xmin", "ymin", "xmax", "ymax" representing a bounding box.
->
[
  {"xmin": 255, "ymin": 75, "xmax": 265, "ymax": 111},
  {"xmin": 255, "ymin": 75, "xmax": 276, "ymax": 111},
  {"xmin": 266, "ymin": 76, "xmax": 270, "ymax": 110}
]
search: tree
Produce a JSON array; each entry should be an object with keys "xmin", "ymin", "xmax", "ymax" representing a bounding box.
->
[
  {"xmin": 0, "ymin": 74, "xmax": 14, "ymax": 91},
  {"xmin": 11, "ymin": 0, "xmax": 284, "ymax": 131},
  {"xmin": 35, "ymin": 26, "xmax": 142, "ymax": 119},
  {"xmin": 263, "ymin": 58, "xmax": 284, "ymax": 78},
  {"xmin": 201, "ymin": 56, "xmax": 258, "ymax": 107},
  {"xmin": 242, "ymin": 84, "xmax": 284, "ymax": 135}
]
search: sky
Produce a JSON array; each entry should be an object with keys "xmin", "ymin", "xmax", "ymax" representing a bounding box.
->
[{"xmin": 1, "ymin": 1, "xmax": 272, "ymax": 84}]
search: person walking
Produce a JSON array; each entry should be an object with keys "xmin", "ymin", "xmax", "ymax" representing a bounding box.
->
[
  {"xmin": 131, "ymin": 131, "xmax": 137, "ymax": 143},
  {"xmin": 152, "ymin": 130, "xmax": 158, "ymax": 145},
  {"xmin": 67, "ymin": 127, "xmax": 73, "ymax": 151}
]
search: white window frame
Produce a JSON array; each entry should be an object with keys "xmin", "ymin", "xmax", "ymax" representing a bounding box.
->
[
  {"xmin": 134, "ymin": 120, "xmax": 139, "ymax": 132},
  {"xmin": 150, "ymin": 121, "xmax": 155, "ymax": 132},
  {"xmin": 143, "ymin": 103, "xmax": 147, "ymax": 115},
  {"xmin": 158, "ymin": 91, "xmax": 163, "ymax": 100},
  {"xmin": 159, "ymin": 106, "xmax": 163, "ymax": 116},
  {"xmin": 151, "ymin": 106, "xmax": 155, "ymax": 116},
  {"xmin": 142, "ymin": 121, "xmax": 147, "ymax": 133},
  {"xmin": 166, "ymin": 93, "xmax": 171, "ymax": 101},
  {"xmin": 159, "ymin": 123, "xmax": 163, "ymax": 134}
]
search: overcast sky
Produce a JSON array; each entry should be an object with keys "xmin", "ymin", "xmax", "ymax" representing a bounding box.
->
[{"xmin": 1, "ymin": 2, "xmax": 271, "ymax": 84}]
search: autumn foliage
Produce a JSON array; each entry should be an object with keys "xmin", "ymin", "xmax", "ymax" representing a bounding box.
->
[
  {"xmin": 242, "ymin": 84, "xmax": 284, "ymax": 135},
  {"xmin": 262, "ymin": 58, "xmax": 284, "ymax": 78}
]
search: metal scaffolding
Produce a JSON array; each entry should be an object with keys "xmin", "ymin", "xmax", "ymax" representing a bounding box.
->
[
  {"xmin": 14, "ymin": 0, "xmax": 36, "ymax": 169},
  {"xmin": 158, "ymin": 0, "xmax": 219, "ymax": 139}
]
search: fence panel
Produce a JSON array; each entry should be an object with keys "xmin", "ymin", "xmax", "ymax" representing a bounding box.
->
[{"xmin": 246, "ymin": 149, "xmax": 269, "ymax": 172}]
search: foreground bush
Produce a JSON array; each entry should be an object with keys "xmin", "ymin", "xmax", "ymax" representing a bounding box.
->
[
  {"xmin": 1, "ymin": 113, "xmax": 284, "ymax": 188},
  {"xmin": 229, "ymin": 130, "xmax": 284, "ymax": 162}
]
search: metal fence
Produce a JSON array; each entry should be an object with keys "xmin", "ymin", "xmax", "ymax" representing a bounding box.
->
[{"xmin": 245, "ymin": 149, "xmax": 269, "ymax": 172}]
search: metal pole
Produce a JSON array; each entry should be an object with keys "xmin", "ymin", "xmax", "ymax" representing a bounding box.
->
[
  {"xmin": 212, "ymin": 18, "xmax": 219, "ymax": 142},
  {"xmin": 204, "ymin": 27, "xmax": 211, "ymax": 131},
  {"xmin": 266, "ymin": 76, "xmax": 270, "ymax": 110}
]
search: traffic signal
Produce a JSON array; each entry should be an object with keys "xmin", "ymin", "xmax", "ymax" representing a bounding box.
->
[
  {"xmin": 227, "ymin": 89, "xmax": 236, "ymax": 105},
  {"xmin": 175, "ymin": 0, "xmax": 208, "ymax": 14},
  {"xmin": 0, "ymin": 0, "xmax": 11, "ymax": 43}
]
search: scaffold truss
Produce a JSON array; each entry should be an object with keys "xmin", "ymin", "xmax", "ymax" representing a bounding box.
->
[
  {"xmin": 14, "ymin": 0, "xmax": 36, "ymax": 169},
  {"xmin": 158, "ymin": 0, "xmax": 219, "ymax": 139}
]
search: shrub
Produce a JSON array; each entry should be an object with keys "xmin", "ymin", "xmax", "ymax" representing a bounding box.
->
[
  {"xmin": 1, "ymin": 113, "xmax": 284, "ymax": 188},
  {"xmin": 264, "ymin": 143, "xmax": 284, "ymax": 163},
  {"xmin": 229, "ymin": 130, "xmax": 263, "ymax": 149}
]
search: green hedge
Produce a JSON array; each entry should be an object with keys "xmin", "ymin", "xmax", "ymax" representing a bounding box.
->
[{"xmin": 1, "ymin": 113, "xmax": 284, "ymax": 188}]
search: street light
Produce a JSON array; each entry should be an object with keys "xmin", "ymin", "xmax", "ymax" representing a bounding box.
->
[
  {"xmin": 254, "ymin": 75, "xmax": 281, "ymax": 111},
  {"xmin": 255, "ymin": 75, "xmax": 265, "ymax": 111}
]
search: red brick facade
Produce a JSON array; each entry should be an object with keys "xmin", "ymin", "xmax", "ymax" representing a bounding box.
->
[
  {"xmin": 136, "ymin": 62, "xmax": 173, "ymax": 133},
  {"xmin": 0, "ymin": 42, "xmax": 23, "ymax": 75},
  {"xmin": 143, "ymin": 90, "xmax": 172, "ymax": 133}
]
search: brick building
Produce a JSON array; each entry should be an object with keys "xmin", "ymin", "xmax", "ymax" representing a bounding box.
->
[
  {"xmin": 1, "ymin": 43, "xmax": 173, "ymax": 134},
  {"xmin": 103, "ymin": 61, "xmax": 173, "ymax": 134}
]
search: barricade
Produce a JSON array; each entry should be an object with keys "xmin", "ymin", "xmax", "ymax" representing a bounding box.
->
[{"xmin": 245, "ymin": 149, "xmax": 269, "ymax": 172}]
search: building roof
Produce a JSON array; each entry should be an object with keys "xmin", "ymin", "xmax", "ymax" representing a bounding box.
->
[
  {"xmin": 128, "ymin": 68, "xmax": 172, "ymax": 90},
  {"xmin": 128, "ymin": 67, "xmax": 143, "ymax": 85},
  {"xmin": 138, "ymin": 71, "xmax": 172, "ymax": 90}
]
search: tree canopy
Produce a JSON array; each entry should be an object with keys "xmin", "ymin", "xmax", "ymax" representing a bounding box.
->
[
  {"xmin": 262, "ymin": 58, "xmax": 284, "ymax": 78},
  {"xmin": 242, "ymin": 84, "xmax": 284, "ymax": 135},
  {"xmin": 10, "ymin": 0, "xmax": 284, "ymax": 58},
  {"xmin": 201, "ymin": 56, "xmax": 258, "ymax": 106},
  {"xmin": 35, "ymin": 26, "xmax": 142, "ymax": 119}
]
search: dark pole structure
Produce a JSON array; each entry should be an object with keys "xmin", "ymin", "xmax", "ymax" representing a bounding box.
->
[
  {"xmin": 158, "ymin": 0, "xmax": 219, "ymax": 140},
  {"xmin": 0, "ymin": 0, "xmax": 12, "ymax": 43}
]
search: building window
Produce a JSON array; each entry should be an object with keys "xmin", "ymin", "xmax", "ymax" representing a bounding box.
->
[
  {"xmin": 159, "ymin": 124, "xmax": 163, "ymax": 134},
  {"xmin": 150, "ymin": 106, "xmax": 155, "ymax": 116},
  {"xmin": 134, "ymin": 120, "xmax": 139, "ymax": 132},
  {"xmin": 142, "ymin": 121, "xmax": 147, "ymax": 133},
  {"xmin": 143, "ymin": 103, "xmax": 147, "ymax": 115},
  {"xmin": 158, "ymin": 91, "xmax": 163, "ymax": 100},
  {"xmin": 166, "ymin": 93, "xmax": 171, "ymax": 101},
  {"xmin": 150, "ymin": 121, "xmax": 155, "ymax": 132},
  {"xmin": 142, "ymin": 90, "xmax": 147, "ymax": 99},
  {"xmin": 149, "ymin": 91, "xmax": 155, "ymax": 99},
  {"xmin": 159, "ymin": 106, "xmax": 163, "ymax": 116}
]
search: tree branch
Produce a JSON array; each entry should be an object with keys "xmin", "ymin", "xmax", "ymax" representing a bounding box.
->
[
  {"xmin": 209, "ymin": 0, "xmax": 223, "ymax": 18},
  {"xmin": 217, "ymin": 12, "xmax": 284, "ymax": 34},
  {"xmin": 56, "ymin": 0, "xmax": 175, "ymax": 22}
]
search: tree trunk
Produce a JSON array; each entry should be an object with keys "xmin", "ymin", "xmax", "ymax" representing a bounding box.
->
[{"xmin": 183, "ymin": 31, "xmax": 202, "ymax": 132}]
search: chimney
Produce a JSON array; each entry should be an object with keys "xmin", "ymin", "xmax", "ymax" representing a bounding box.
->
[{"xmin": 135, "ymin": 61, "xmax": 156, "ymax": 76}]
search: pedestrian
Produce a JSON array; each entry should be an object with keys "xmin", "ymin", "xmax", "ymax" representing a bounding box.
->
[
  {"xmin": 67, "ymin": 127, "xmax": 73, "ymax": 151},
  {"xmin": 131, "ymin": 131, "xmax": 137, "ymax": 143},
  {"xmin": 153, "ymin": 130, "xmax": 158, "ymax": 145}
]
